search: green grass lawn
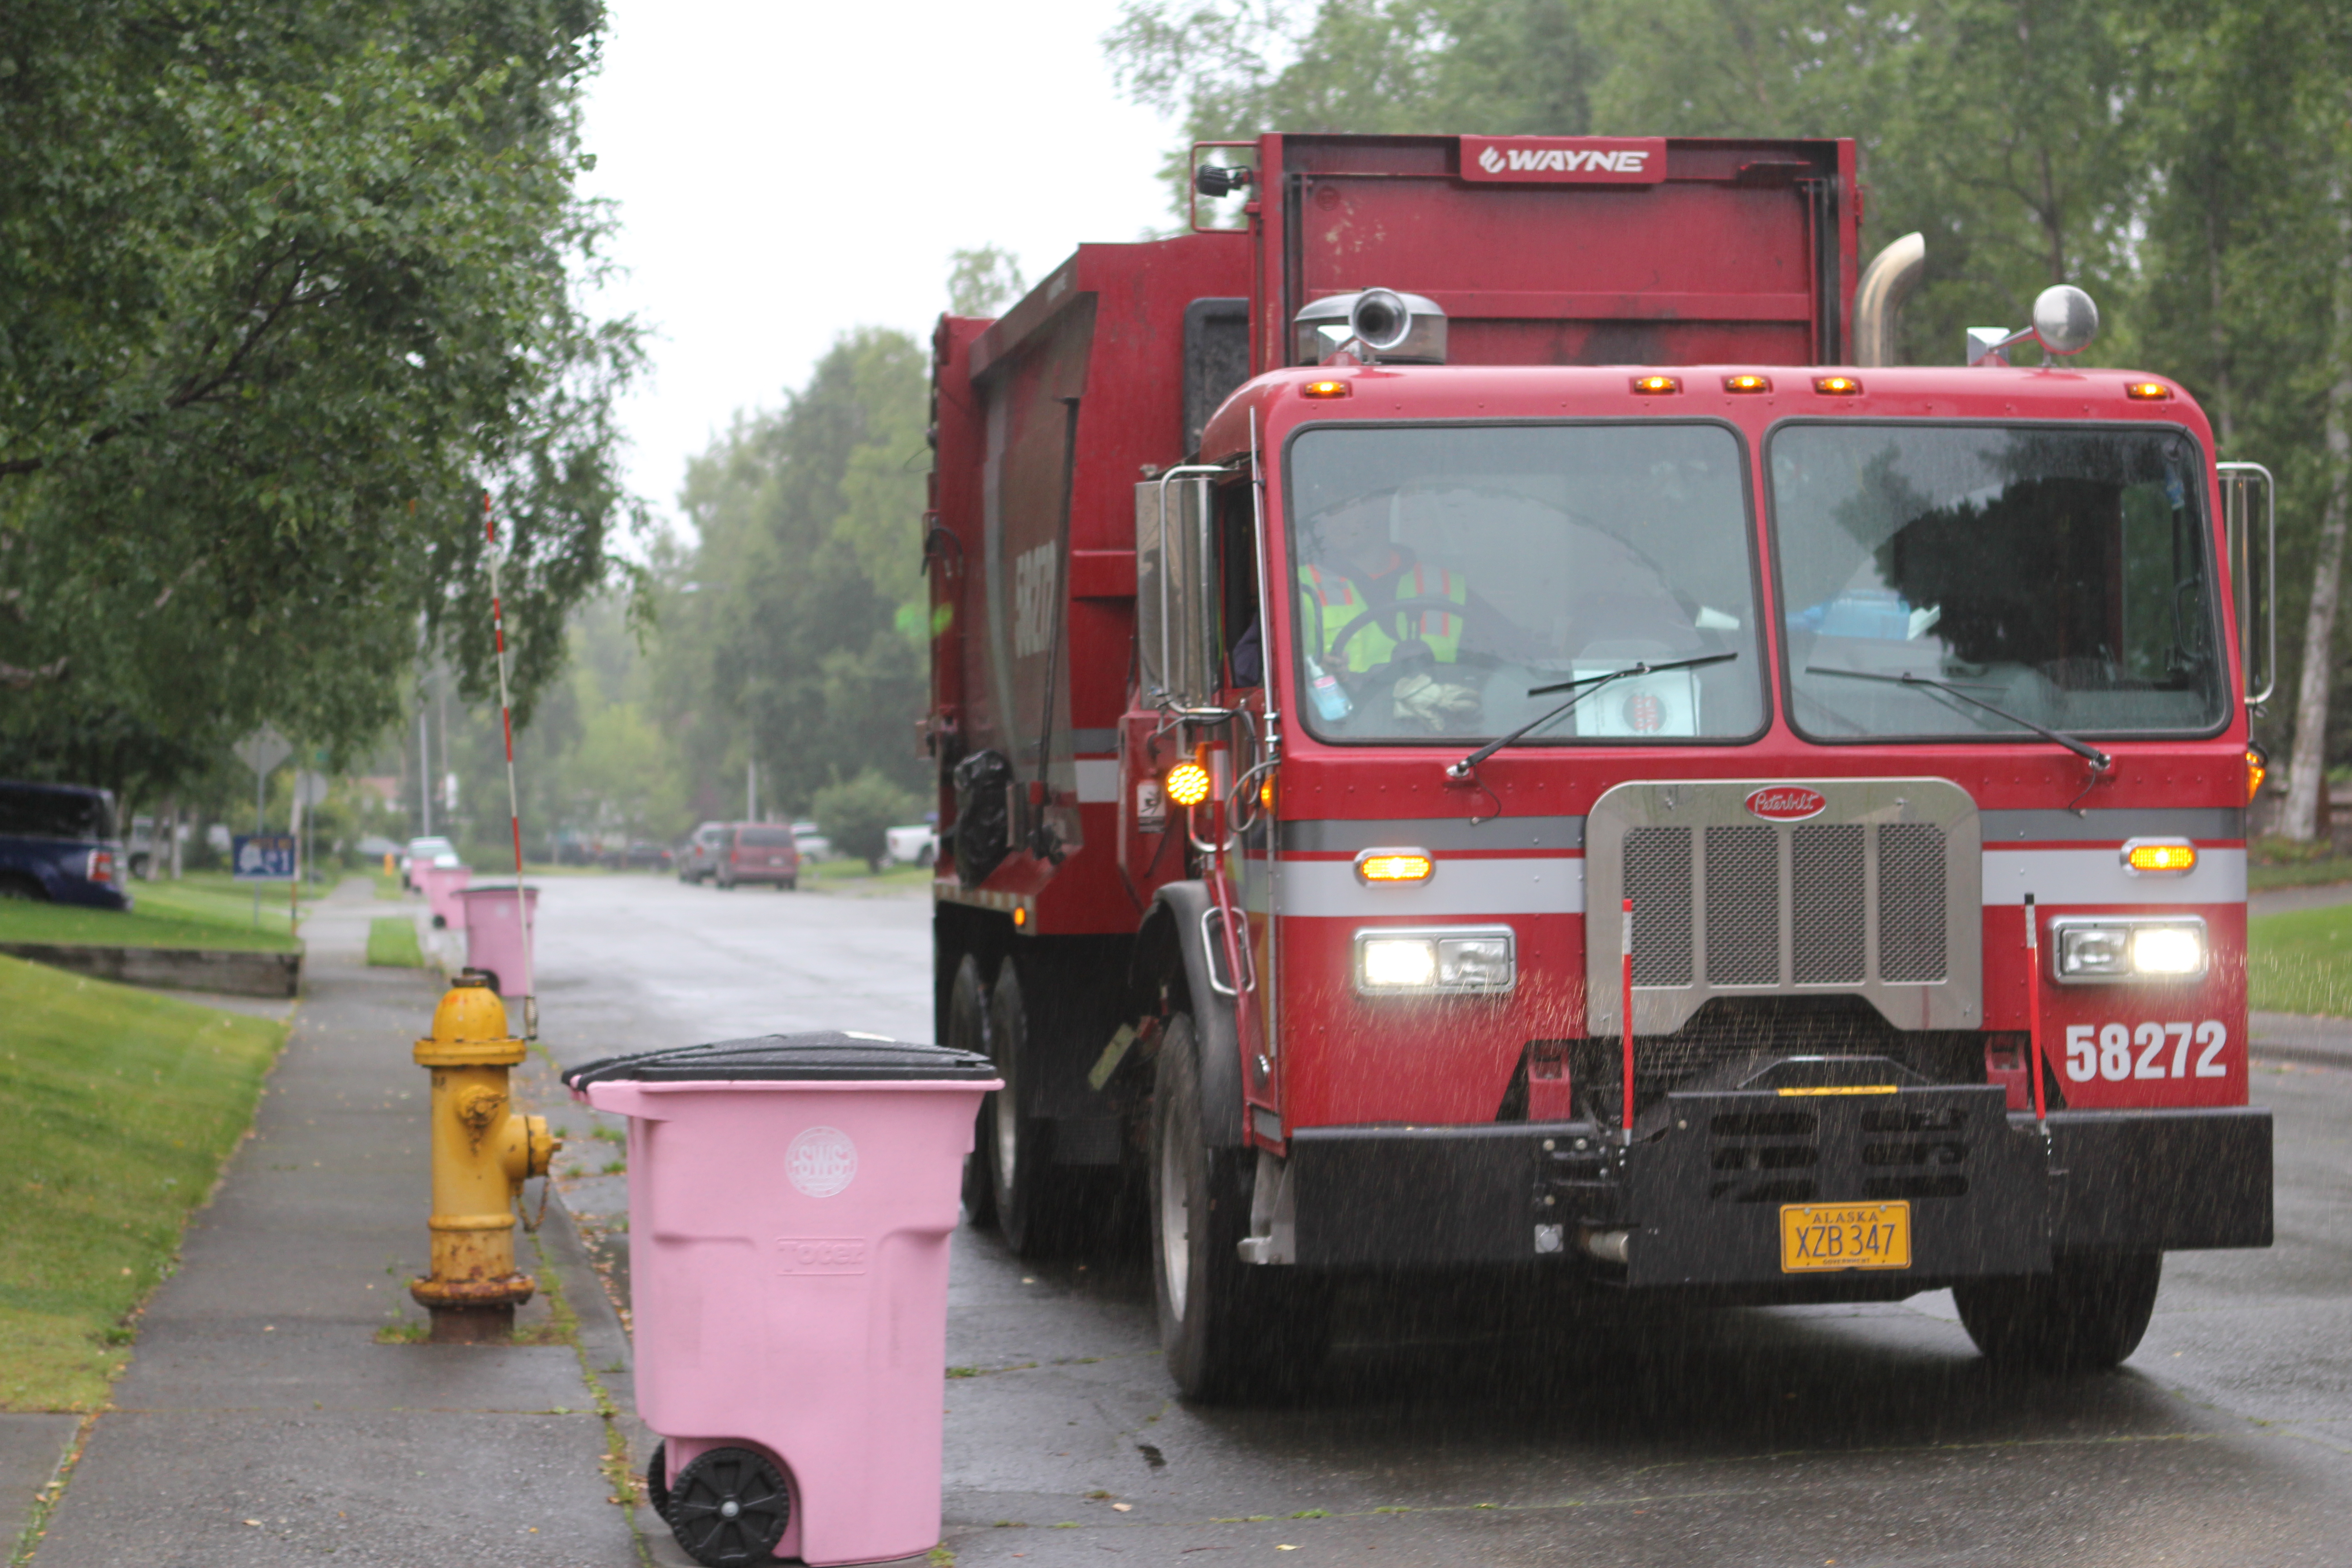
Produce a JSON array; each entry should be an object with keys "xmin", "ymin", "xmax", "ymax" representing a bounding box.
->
[
  {"xmin": 136, "ymin": 874, "xmax": 312, "ymax": 935},
  {"xmin": 804, "ymin": 858, "xmax": 931, "ymax": 891},
  {"xmin": 367, "ymin": 916, "xmax": 426, "ymax": 968},
  {"xmin": 2247, "ymin": 905, "xmax": 2352, "ymax": 1015},
  {"xmin": 0, "ymin": 955, "xmax": 286, "ymax": 1410},
  {"xmin": 0, "ymin": 900, "xmax": 299, "ymax": 954}
]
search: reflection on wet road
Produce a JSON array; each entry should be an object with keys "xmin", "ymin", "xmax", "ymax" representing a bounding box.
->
[{"xmin": 531, "ymin": 874, "xmax": 2352, "ymax": 1566}]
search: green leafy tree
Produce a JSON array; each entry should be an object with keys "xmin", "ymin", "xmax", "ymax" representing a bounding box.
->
[
  {"xmin": 948, "ymin": 246, "xmax": 1030, "ymax": 316},
  {"xmin": 0, "ymin": 0, "xmax": 642, "ymax": 806},
  {"xmin": 1106, "ymin": 0, "xmax": 1604, "ymax": 211},
  {"xmin": 663, "ymin": 329, "xmax": 931, "ymax": 817},
  {"xmin": 813, "ymin": 769, "xmax": 922, "ymax": 871}
]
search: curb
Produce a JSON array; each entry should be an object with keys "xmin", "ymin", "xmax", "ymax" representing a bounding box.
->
[
  {"xmin": 0, "ymin": 941, "xmax": 301, "ymax": 998},
  {"xmin": 2248, "ymin": 1011, "xmax": 2352, "ymax": 1072}
]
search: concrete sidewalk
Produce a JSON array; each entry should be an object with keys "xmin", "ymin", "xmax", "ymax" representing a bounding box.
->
[{"xmin": 24, "ymin": 881, "xmax": 648, "ymax": 1567}]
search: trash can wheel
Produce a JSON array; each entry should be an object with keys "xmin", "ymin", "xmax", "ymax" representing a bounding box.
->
[
  {"xmin": 645, "ymin": 1440, "xmax": 670, "ymax": 1516},
  {"xmin": 664, "ymin": 1446, "xmax": 791, "ymax": 1567}
]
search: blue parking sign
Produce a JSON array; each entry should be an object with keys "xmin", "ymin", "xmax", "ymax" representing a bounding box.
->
[{"xmin": 233, "ymin": 833, "xmax": 296, "ymax": 880}]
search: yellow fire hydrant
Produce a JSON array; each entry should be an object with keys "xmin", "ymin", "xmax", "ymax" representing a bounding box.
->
[{"xmin": 409, "ymin": 974, "xmax": 557, "ymax": 1343}]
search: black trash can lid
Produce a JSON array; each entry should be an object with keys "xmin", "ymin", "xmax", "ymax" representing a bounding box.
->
[{"xmin": 563, "ymin": 1031, "xmax": 995, "ymax": 1088}]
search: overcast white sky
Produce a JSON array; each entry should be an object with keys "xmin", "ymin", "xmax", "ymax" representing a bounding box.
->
[{"xmin": 576, "ymin": 1, "xmax": 1182, "ymax": 539}]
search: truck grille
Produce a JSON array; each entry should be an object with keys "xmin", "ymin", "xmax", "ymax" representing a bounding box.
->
[
  {"xmin": 1705, "ymin": 1101, "xmax": 1974, "ymax": 1204},
  {"xmin": 1584, "ymin": 779, "xmax": 1981, "ymax": 1039}
]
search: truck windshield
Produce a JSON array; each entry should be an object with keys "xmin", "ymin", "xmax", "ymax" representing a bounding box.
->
[
  {"xmin": 1771, "ymin": 424, "xmax": 2229, "ymax": 743},
  {"xmin": 1283, "ymin": 422, "xmax": 1764, "ymax": 744}
]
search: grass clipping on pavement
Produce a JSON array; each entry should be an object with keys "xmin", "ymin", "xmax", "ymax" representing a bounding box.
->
[{"xmin": 0, "ymin": 954, "xmax": 286, "ymax": 1410}]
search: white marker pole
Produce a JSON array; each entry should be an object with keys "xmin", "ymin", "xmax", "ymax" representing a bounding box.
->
[{"xmin": 482, "ymin": 493, "xmax": 537, "ymax": 1039}]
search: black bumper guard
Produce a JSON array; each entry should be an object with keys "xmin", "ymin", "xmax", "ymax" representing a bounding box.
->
[{"xmin": 1286, "ymin": 1086, "xmax": 2272, "ymax": 1283}]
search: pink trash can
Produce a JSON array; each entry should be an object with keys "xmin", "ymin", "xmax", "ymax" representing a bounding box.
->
[
  {"xmin": 564, "ymin": 1035, "xmax": 999, "ymax": 1568},
  {"xmin": 421, "ymin": 863, "xmax": 471, "ymax": 930},
  {"xmin": 455, "ymin": 883, "xmax": 538, "ymax": 999}
]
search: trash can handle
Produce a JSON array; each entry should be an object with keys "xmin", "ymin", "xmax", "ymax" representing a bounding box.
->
[{"xmin": 579, "ymin": 1080, "xmax": 676, "ymax": 1121}]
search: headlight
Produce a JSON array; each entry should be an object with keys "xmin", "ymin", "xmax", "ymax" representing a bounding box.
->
[
  {"xmin": 1361, "ymin": 937, "xmax": 1438, "ymax": 988},
  {"xmin": 2050, "ymin": 916, "xmax": 2207, "ymax": 983},
  {"xmin": 1354, "ymin": 926, "xmax": 1515, "ymax": 995}
]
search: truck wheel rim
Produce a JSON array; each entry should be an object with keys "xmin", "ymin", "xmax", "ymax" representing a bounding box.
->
[
  {"xmin": 993, "ymin": 1094, "xmax": 1019, "ymax": 1196},
  {"xmin": 1159, "ymin": 1130, "xmax": 1191, "ymax": 1320}
]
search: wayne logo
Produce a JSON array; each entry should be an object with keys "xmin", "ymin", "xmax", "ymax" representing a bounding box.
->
[{"xmin": 1462, "ymin": 136, "xmax": 1667, "ymax": 185}]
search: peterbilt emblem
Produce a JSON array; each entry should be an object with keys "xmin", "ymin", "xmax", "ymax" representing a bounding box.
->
[{"xmin": 1745, "ymin": 786, "xmax": 1827, "ymax": 821}]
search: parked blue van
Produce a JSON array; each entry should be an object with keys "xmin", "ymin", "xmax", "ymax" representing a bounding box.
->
[{"xmin": 0, "ymin": 780, "xmax": 131, "ymax": 909}]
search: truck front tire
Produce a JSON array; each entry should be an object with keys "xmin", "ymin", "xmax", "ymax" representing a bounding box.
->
[
  {"xmin": 1149, "ymin": 1013, "xmax": 1328, "ymax": 1402},
  {"xmin": 1954, "ymin": 1250, "xmax": 2162, "ymax": 1371}
]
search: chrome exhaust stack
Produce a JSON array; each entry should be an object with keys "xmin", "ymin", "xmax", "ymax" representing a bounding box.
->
[{"xmin": 1853, "ymin": 232, "xmax": 1926, "ymax": 368}]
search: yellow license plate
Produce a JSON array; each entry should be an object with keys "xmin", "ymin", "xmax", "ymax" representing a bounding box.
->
[{"xmin": 1779, "ymin": 1201, "xmax": 1911, "ymax": 1272}]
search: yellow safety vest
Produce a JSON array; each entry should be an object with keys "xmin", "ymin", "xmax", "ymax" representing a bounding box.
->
[{"xmin": 1297, "ymin": 562, "xmax": 1467, "ymax": 675}]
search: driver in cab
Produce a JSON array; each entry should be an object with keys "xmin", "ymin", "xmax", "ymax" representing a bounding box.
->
[{"xmin": 1294, "ymin": 480, "xmax": 1535, "ymax": 730}]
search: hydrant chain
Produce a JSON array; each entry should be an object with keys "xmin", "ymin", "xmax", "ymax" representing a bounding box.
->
[{"xmin": 410, "ymin": 974, "xmax": 559, "ymax": 1343}]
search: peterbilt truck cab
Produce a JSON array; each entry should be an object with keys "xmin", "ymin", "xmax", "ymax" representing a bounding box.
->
[{"xmin": 926, "ymin": 133, "xmax": 2274, "ymax": 1401}]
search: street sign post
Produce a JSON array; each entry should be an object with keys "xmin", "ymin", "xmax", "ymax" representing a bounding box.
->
[
  {"xmin": 234, "ymin": 726, "xmax": 292, "ymax": 782},
  {"xmin": 235, "ymin": 726, "xmax": 294, "ymax": 927}
]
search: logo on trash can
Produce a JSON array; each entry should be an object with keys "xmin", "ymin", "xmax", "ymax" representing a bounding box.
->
[{"xmin": 786, "ymin": 1126, "xmax": 858, "ymax": 1197}]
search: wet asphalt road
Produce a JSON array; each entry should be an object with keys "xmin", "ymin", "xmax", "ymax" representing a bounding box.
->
[{"xmin": 530, "ymin": 873, "xmax": 2352, "ymax": 1568}]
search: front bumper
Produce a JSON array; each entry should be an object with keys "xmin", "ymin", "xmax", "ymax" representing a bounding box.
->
[{"xmin": 1285, "ymin": 1090, "xmax": 2272, "ymax": 1286}]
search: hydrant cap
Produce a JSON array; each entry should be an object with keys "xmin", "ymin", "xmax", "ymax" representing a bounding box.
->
[{"xmin": 431, "ymin": 980, "xmax": 511, "ymax": 1044}]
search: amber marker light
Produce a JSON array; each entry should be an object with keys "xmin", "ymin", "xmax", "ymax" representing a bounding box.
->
[
  {"xmin": 1723, "ymin": 373, "xmax": 1773, "ymax": 393},
  {"xmin": 1631, "ymin": 374, "xmax": 1682, "ymax": 395},
  {"xmin": 1259, "ymin": 775, "xmax": 1275, "ymax": 811},
  {"xmin": 1012, "ymin": 905, "xmax": 1029, "ymax": 929},
  {"xmin": 1301, "ymin": 378, "xmax": 1352, "ymax": 399},
  {"xmin": 1813, "ymin": 374, "xmax": 1864, "ymax": 396},
  {"xmin": 1164, "ymin": 760, "xmax": 1213, "ymax": 808},
  {"xmin": 1355, "ymin": 848, "xmax": 1435, "ymax": 885},
  {"xmin": 2126, "ymin": 381, "xmax": 2174, "ymax": 401},
  {"xmin": 2123, "ymin": 840, "xmax": 2199, "ymax": 874},
  {"xmin": 2246, "ymin": 743, "xmax": 2269, "ymax": 803}
]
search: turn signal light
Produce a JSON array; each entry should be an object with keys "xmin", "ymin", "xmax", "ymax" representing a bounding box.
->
[
  {"xmin": 1723, "ymin": 373, "xmax": 1773, "ymax": 393},
  {"xmin": 1301, "ymin": 379, "xmax": 1352, "ymax": 399},
  {"xmin": 1164, "ymin": 760, "xmax": 1213, "ymax": 807},
  {"xmin": 1259, "ymin": 775, "xmax": 1275, "ymax": 811},
  {"xmin": 1356, "ymin": 849, "xmax": 1434, "ymax": 885},
  {"xmin": 2124, "ymin": 841, "xmax": 2198, "ymax": 873},
  {"xmin": 2126, "ymin": 381, "xmax": 2173, "ymax": 401},
  {"xmin": 1813, "ymin": 375, "xmax": 1864, "ymax": 396},
  {"xmin": 2246, "ymin": 744, "xmax": 2268, "ymax": 802},
  {"xmin": 1631, "ymin": 375, "xmax": 1682, "ymax": 395}
]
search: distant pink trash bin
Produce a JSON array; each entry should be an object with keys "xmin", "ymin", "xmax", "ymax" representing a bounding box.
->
[
  {"xmin": 564, "ymin": 1035, "xmax": 998, "ymax": 1568},
  {"xmin": 455, "ymin": 882, "xmax": 538, "ymax": 998},
  {"xmin": 420, "ymin": 863, "xmax": 471, "ymax": 930}
]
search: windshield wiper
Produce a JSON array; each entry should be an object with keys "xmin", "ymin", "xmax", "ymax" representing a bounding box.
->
[
  {"xmin": 1805, "ymin": 666, "xmax": 2112, "ymax": 772},
  {"xmin": 1446, "ymin": 652, "xmax": 1737, "ymax": 779}
]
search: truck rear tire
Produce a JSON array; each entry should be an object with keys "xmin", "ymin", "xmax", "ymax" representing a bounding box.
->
[
  {"xmin": 1150, "ymin": 1013, "xmax": 1329, "ymax": 1402},
  {"xmin": 948, "ymin": 955, "xmax": 996, "ymax": 1229},
  {"xmin": 1954, "ymin": 1250, "xmax": 2162, "ymax": 1371},
  {"xmin": 985, "ymin": 960, "xmax": 1083, "ymax": 1257}
]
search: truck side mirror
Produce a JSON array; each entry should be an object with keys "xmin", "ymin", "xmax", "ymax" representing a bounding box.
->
[
  {"xmin": 2220, "ymin": 462, "xmax": 2275, "ymax": 708},
  {"xmin": 1137, "ymin": 474, "xmax": 1220, "ymax": 710}
]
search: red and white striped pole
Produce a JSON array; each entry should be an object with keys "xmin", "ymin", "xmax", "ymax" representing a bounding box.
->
[
  {"xmin": 484, "ymin": 492, "xmax": 537, "ymax": 1039},
  {"xmin": 2024, "ymin": 893, "xmax": 2045, "ymax": 1123},
  {"xmin": 1621, "ymin": 895, "xmax": 1637, "ymax": 1146}
]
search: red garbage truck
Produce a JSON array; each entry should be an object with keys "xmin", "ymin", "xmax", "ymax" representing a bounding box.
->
[{"xmin": 923, "ymin": 133, "xmax": 2276, "ymax": 1399}]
